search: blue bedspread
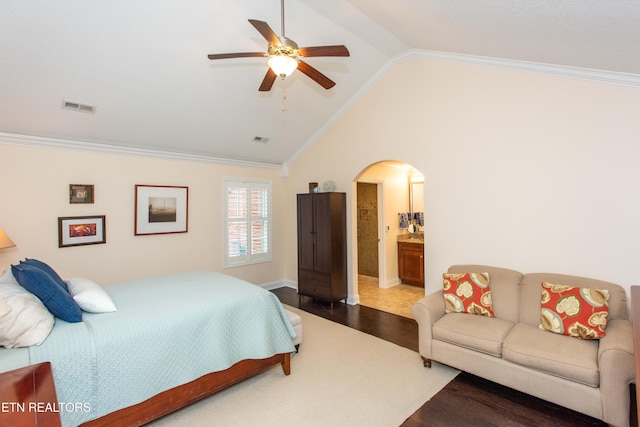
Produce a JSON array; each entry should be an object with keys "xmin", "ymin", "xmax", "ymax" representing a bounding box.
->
[{"xmin": 28, "ymin": 271, "xmax": 296, "ymax": 426}]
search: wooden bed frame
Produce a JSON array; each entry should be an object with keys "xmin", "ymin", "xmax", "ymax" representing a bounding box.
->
[{"xmin": 81, "ymin": 352, "xmax": 291, "ymax": 427}]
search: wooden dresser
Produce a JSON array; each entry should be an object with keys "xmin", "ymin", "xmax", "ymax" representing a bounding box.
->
[
  {"xmin": 297, "ymin": 192, "xmax": 347, "ymax": 305},
  {"xmin": 0, "ymin": 362, "xmax": 62, "ymax": 427}
]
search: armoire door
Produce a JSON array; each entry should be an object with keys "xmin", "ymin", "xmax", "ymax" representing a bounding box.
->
[
  {"xmin": 313, "ymin": 193, "xmax": 333, "ymax": 274},
  {"xmin": 297, "ymin": 194, "xmax": 315, "ymax": 271}
]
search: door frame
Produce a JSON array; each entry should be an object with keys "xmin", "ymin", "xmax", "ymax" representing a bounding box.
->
[{"xmin": 356, "ymin": 179, "xmax": 387, "ymax": 289}]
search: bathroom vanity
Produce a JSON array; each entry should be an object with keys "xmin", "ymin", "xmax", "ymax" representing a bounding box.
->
[{"xmin": 397, "ymin": 237, "xmax": 424, "ymax": 287}]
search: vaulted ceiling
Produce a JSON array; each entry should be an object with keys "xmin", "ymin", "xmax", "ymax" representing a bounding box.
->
[{"xmin": 1, "ymin": 1, "xmax": 638, "ymax": 165}]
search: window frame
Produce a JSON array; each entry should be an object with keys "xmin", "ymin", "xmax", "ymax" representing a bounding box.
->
[{"xmin": 222, "ymin": 178, "xmax": 272, "ymax": 268}]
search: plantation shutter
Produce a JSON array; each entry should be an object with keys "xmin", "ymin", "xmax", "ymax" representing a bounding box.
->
[{"xmin": 224, "ymin": 179, "xmax": 271, "ymax": 267}]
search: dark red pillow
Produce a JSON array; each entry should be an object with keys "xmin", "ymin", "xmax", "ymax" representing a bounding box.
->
[
  {"xmin": 539, "ymin": 281, "xmax": 609, "ymax": 339},
  {"xmin": 443, "ymin": 272, "xmax": 494, "ymax": 317}
]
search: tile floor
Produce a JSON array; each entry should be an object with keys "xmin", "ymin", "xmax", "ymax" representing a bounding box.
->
[{"xmin": 357, "ymin": 275, "xmax": 425, "ymax": 318}]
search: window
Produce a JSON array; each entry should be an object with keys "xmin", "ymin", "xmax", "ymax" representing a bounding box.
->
[{"xmin": 223, "ymin": 178, "xmax": 272, "ymax": 267}]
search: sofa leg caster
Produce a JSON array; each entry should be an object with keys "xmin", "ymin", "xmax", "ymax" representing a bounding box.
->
[{"xmin": 421, "ymin": 357, "xmax": 432, "ymax": 368}]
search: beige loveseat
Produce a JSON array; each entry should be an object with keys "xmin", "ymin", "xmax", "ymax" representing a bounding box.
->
[{"xmin": 412, "ymin": 264, "xmax": 635, "ymax": 427}]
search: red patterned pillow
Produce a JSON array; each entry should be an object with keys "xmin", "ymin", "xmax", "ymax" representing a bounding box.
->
[
  {"xmin": 442, "ymin": 272, "xmax": 494, "ymax": 317},
  {"xmin": 539, "ymin": 282, "xmax": 609, "ymax": 339}
]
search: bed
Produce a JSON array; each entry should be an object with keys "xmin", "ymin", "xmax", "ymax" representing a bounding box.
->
[{"xmin": 0, "ymin": 270, "xmax": 296, "ymax": 426}]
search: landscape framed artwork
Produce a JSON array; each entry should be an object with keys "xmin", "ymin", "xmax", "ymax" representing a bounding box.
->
[
  {"xmin": 58, "ymin": 215, "xmax": 106, "ymax": 248},
  {"xmin": 135, "ymin": 185, "xmax": 188, "ymax": 236},
  {"xmin": 69, "ymin": 184, "xmax": 94, "ymax": 204}
]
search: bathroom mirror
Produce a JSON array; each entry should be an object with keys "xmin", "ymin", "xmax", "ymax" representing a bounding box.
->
[{"xmin": 408, "ymin": 175, "xmax": 424, "ymax": 218}]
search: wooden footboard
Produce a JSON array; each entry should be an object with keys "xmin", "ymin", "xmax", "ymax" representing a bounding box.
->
[{"xmin": 81, "ymin": 352, "xmax": 291, "ymax": 427}]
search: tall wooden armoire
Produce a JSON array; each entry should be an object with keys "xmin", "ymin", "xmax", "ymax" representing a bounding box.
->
[{"xmin": 297, "ymin": 192, "xmax": 347, "ymax": 304}]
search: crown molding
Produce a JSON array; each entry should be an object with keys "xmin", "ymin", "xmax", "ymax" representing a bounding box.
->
[
  {"xmin": 287, "ymin": 49, "xmax": 639, "ymax": 165},
  {"xmin": 399, "ymin": 49, "xmax": 640, "ymax": 88},
  {"xmin": 0, "ymin": 132, "xmax": 282, "ymax": 170}
]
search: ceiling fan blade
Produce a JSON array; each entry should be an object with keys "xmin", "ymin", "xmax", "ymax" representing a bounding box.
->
[
  {"xmin": 259, "ymin": 68, "xmax": 278, "ymax": 92},
  {"xmin": 299, "ymin": 45, "xmax": 350, "ymax": 58},
  {"xmin": 297, "ymin": 60, "xmax": 336, "ymax": 90},
  {"xmin": 248, "ymin": 19, "xmax": 281, "ymax": 46},
  {"xmin": 207, "ymin": 52, "xmax": 265, "ymax": 60}
]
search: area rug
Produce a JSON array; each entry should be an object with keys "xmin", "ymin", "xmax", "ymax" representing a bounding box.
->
[{"xmin": 149, "ymin": 306, "xmax": 458, "ymax": 427}]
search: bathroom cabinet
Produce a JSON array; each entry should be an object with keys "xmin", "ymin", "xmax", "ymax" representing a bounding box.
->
[
  {"xmin": 297, "ymin": 192, "xmax": 347, "ymax": 304},
  {"xmin": 398, "ymin": 241, "xmax": 424, "ymax": 287}
]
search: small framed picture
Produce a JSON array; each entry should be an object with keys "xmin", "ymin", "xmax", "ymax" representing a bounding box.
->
[
  {"xmin": 69, "ymin": 184, "xmax": 94, "ymax": 204},
  {"xmin": 58, "ymin": 215, "xmax": 106, "ymax": 248},
  {"xmin": 135, "ymin": 185, "xmax": 188, "ymax": 236}
]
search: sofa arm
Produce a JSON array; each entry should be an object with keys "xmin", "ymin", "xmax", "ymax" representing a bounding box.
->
[
  {"xmin": 411, "ymin": 290, "xmax": 446, "ymax": 364},
  {"xmin": 598, "ymin": 318, "xmax": 635, "ymax": 427}
]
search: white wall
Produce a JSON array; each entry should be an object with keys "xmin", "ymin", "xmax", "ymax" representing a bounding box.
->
[
  {"xmin": 286, "ymin": 56, "xmax": 640, "ymax": 301},
  {"xmin": 0, "ymin": 142, "xmax": 289, "ymax": 286}
]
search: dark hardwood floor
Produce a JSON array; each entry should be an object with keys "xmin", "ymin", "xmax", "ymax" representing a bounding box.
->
[
  {"xmin": 272, "ymin": 287, "xmax": 633, "ymax": 427},
  {"xmin": 273, "ymin": 287, "xmax": 419, "ymax": 352}
]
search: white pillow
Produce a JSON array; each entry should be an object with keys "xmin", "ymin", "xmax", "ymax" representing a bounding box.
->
[
  {"xmin": 66, "ymin": 277, "xmax": 117, "ymax": 313},
  {"xmin": 0, "ymin": 267, "xmax": 19, "ymax": 285},
  {"xmin": 0, "ymin": 299, "xmax": 10, "ymax": 320},
  {"xmin": 0, "ymin": 269, "xmax": 55, "ymax": 348}
]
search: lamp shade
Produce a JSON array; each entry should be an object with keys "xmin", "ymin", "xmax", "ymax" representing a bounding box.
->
[
  {"xmin": 0, "ymin": 229, "xmax": 16, "ymax": 249},
  {"xmin": 268, "ymin": 55, "xmax": 298, "ymax": 78}
]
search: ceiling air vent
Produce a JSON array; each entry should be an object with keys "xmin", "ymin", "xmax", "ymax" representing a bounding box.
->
[
  {"xmin": 62, "ymin": 100, "xmax": 96, "ymax": 114},
  {"xmin": 252, "ymin": 136, "xmax": 270, "ymax": 143}
]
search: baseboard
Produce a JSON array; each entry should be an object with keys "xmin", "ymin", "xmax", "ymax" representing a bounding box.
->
[
  {"xmin": 380, "ymin": 278, "xmax": 401, "ymax": 289},
  {"xmin": 347, "ymin": 294, "xmax": 360, "ymax": 305},
  {"xmin": 261, "ymin": 280, "xmax": 359, "ymax": 306},
  {"xmin": 260, "ymin": 280, "xmax": 297, "ymax": 291}
]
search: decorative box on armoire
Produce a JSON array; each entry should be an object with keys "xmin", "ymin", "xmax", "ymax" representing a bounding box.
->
[{"xmin": 297, "ymin": 192, "xmax": 347, "ymax": 305}]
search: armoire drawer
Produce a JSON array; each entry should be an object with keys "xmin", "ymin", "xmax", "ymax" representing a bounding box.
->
[{"xmin": 298, "ymin": 269, "xmax": 331, "ymax": 298}]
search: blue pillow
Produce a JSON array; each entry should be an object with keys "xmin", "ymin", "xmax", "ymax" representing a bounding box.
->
[
  {"xmin": 21, "ymin": 258, "xmax": 69, "ymax": 292},
  {"xmin": 11, "ymin": 264, "xmax": 82, "ymax": 323}
]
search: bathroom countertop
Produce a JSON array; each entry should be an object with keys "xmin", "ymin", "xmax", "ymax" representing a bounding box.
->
[{"xmin": 397, "ymin": 237, "xmax": 424, "ymax": 244}]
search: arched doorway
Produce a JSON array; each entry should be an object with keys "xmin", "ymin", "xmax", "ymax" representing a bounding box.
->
[{"xmin": 354, "ymin": 161, "xmax": 425, "ymax": 318}]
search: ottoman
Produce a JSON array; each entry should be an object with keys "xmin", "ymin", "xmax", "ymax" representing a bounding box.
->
[{"xmin": 284, "ymin": 309, "xmax": 303, "ymax": 352}]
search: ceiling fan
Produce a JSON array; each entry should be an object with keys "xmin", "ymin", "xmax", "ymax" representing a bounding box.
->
[{"xmin": 207, "ymin": 0, "xmax": 350, "ymax": 92}]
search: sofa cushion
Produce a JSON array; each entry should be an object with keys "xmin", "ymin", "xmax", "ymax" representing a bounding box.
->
[
  {"xmin": 503, "ymin": 323, "xmax": 599, "ymax": 387},
  {"xmin": 447, "ymin": 265, "xmax": 523, "ymax": 323},
  {"xmin": 519, "ymin": 272, "xmax": 627, "ymax": 327},
  {"xmin": 433, "ymin": 312, "xmax": 515, "ymax": 357},
  {"xmin": 443, "ymin": 272, "xmax": 494, "ymax": 317},
  {"xmin": 539, "ymin": 282, "xmax": 609, "ymax": 339}
]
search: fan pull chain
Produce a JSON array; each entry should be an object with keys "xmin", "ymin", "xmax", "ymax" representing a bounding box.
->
[{"xmin": 281, "ymin": 90, "xmax": 287, "ymax": 112}]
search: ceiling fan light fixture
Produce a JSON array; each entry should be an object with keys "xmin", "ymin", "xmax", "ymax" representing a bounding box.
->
[{"xmin": 268, "ymin": 55, "xmax": 298, "ymax": 78}]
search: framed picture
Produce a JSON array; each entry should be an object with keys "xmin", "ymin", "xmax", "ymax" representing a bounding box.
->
[
  {"xmin": 135, "ymin": 185, "xmax": 188, "ymax": 236},
  {"xmin": 69, "ymin": 184, "xmax": 94, "ymax": 204},
  {"xmin": 58, "ymin": 215, "xmax": 106, "ymax": 248}
]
